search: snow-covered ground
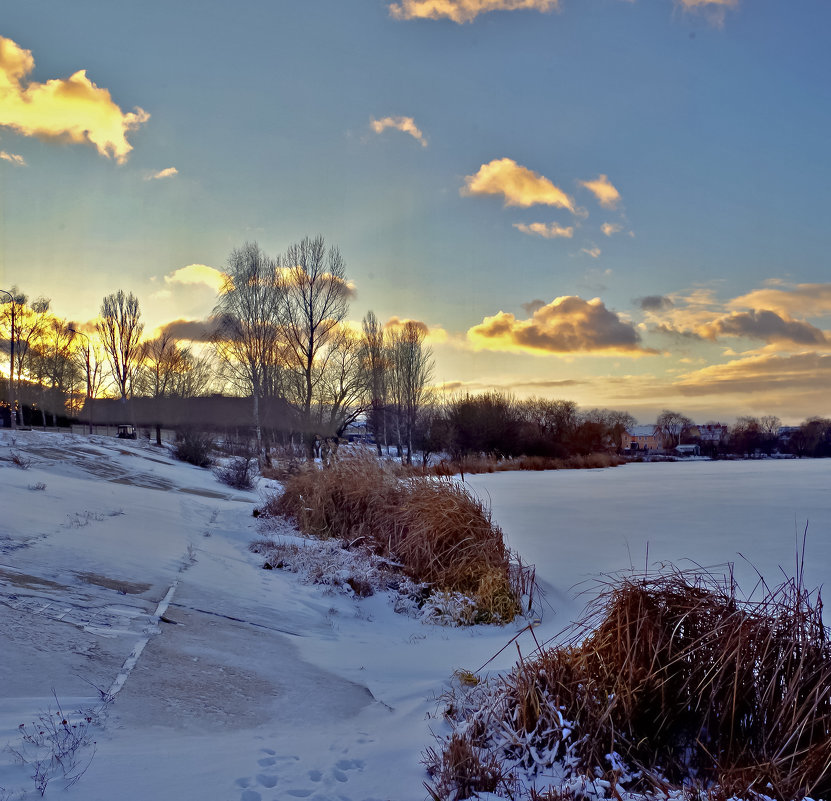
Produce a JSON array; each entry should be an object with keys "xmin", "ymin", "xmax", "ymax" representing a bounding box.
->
[{"xmin": 1, "ymin": 432, "xmax": 829, "ymax": 800}]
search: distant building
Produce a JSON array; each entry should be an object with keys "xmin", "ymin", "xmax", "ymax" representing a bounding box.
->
[
  {"xmin": 622, "ymin": 425, "xmax": 662, "ymax": 452},
  {"xmin": 694, "ymin": 424, "xmax": 728, "ymax": 444}
]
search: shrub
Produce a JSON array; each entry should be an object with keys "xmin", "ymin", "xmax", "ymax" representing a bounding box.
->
[
  {"xmin": 10, "ymin": 449, "xmax": 31, "ymax": 469},
  {"xmin": 173, "ymin": 430, "xmax": 214, "ymax": 467},
  {"xmin": 263, "ymin": 454, "xmax": 529, "ymax": 623},
  {"xmin": 214, "ymin": 456, "xmax": 254, "ymax": 489},
  {"xmin": 431, "ymin": 566, "xmax": 831, "ymax": 800}
]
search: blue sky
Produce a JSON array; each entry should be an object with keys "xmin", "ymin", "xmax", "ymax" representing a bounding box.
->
[{"xmin": 2, "ymin": 0, "xmax": 830, "ymax": 422}]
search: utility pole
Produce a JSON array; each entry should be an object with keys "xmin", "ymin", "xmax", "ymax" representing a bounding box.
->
[{"xmin": 0, "ymin": 289, "xmax": 15, "ymax": 430}]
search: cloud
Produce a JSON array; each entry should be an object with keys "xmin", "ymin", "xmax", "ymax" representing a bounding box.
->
[
  {"xmin": 581, "ymin": 246, "xmax": 602, "ymax": 259},
  {"xmin": 462, "ymin": 158, "xmax": 575, "ymax": 211},
  {"xmin": 728, "ymin": 283, "xmax": 831, "ymax": 319},
  {"xmin": 158, "ymin": 318, "xmax": 218, "ymax": 343},
  {"xmin": 601, "ymin": 222, "xmax": 623, "ymax": 237},
  {"xmin": 388, "ymin": 0, "xmax": 559, "ymax": 23},
  {"xmin": 638, "ymin": 295, "xmax": 674, "ymax": 312},
  {"xmin": 384, "ymin": 315, "xmax": 448, "ymax": 344},
  {"xmin": 164, "ymin": 264, "xmax": 228, "ymax": 294},
  {"xmin": 467, "ymin": 295, "xmax": 658, "ymax": 356},
  {"xmin": 146, "ymin": 166, "xmax": 178, "ymax": 180},
  {"xmin": 0, "ymin": 149, "xmax": 25, "ymax": 165},
  {"xmin": 0, "ymin": 35, "xmax": 149, "ymax": 163},
  {"xmin": 513, "ymin": 221, "xmax": 574, "ymax": 239},
  {"xmin": 675, "ymin": 352, "xmax": 831, "ymax": 398},
  {"xmin": 370, "ymin": 116, "xmax": 427, "ymax": 147},
  {"xmin": 676, "ymin": 0, "xmax": 739, "ymax": 27},
  {"xmin": 696, "ymin": 310, "xmax": 828, "ymax": 346},
  {"xmin": 578, "ymin": 174, "xmax": 621, "ymax": 209}
]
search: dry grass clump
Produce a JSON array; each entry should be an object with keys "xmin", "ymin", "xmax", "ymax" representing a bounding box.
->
[
  {"xmin": 431, "ymin": 566, "xmax": 831, "ymax": 800},
  {"xmin": 424, "ymin": 452, "xmax": 624, "ymax": 477},
  {"xmin": 261, "ymin": 453, "xmax": 529, "ymax": 623}
]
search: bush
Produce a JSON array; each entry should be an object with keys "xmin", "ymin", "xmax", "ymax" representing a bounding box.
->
[
  {"xmin": 262, "ymin": 454, "xmax": 531, "ymax": 623},
  {"xmin": 214, "ymin": 456, "xmax": 255, "ymax": 489},
  {"xmin": 173, "ymin": 430, "xmax": 214, "ymax": 467},
  {"xmin": 430, "ymin": 566, "xmax": 831, "ymax": 800}
]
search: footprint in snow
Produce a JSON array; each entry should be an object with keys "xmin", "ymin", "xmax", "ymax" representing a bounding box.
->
[
  {"xmin": 257, "ymin": 756, "xmax": 277, "ymax": 767},
  {"xmin": 256, "ymin": 773, "xmax": 278, "ymax": 788},
  {"xmin": 240, "ymin": 790, "xmax": 262, "ymax": 801}
]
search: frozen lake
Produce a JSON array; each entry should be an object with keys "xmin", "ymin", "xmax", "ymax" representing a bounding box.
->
[{"xmin": 467, "ymin": 459, "xmax": 831, "ymax": 630}]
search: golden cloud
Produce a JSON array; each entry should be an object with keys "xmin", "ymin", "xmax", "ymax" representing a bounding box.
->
[
  {"xmin": 468, "ymin": 296, "xmax": 658, "ymax": 356},
  {"xmin": 388, "ymin": 0, "xmax": 559, "ymax": 23},
  {"xmin": 601, "ymin": 222, "xmax": 623, "ymax": 237},
  {"xmin": 0, "ymin": 35, "xmax": 148, "ymax": 163},
  {"xmin": 581, "ymin": 246, "xmax": 602, "ymax": 259},
  {"xmin": 164, "ymin": 264, "xmax": 228, "ymax": 294},
  {"xmin": 675, "ymin": 352, "xmax": 831, "ymax": 398},
  {"xmin": 728, "ymin": 283, "xmax": 831, "ymax": 319},
  {"xmin": 578, "ymin": 174, "xmax": 621, "ymax": 209},
  {"xmin": 0, "ymin": 149, "xmax": 25, "ymax": 165},
  {"xmin": 146, "ymin": 166, "xmax": 178, "ymax": 180},
  {"xmin": 370, "ymin": 116, "xmax": 427, "ymax": 147},
  {"xmin": 513, "ymin": 221, "xmax": 574, "ymax": 239},
  {"xmin": 462, "ymin": 158, "xmax": 575, "ymax": 210}
]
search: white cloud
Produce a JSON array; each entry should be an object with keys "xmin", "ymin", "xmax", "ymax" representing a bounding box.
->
[
  {"xmin": 578, "ymin": 174, "xmax": 621, "ymax": 209},
  {"xmin": 146, "ymin": 166, "xmax": 178, "ymax": 180},
  {"xmin": 0, "ymin": 149, "xmax": 25, "ymax": 166}
]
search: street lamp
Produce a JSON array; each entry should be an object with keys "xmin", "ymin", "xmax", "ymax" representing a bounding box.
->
[
  {"xmin": 68, "ymin": 327, "xmax": 94, "ymax": 435},
  {"xmin": 0, "ymin": 289, "xmax": 15, "ymax": 431}
]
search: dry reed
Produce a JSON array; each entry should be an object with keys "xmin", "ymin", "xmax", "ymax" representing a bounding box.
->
[
  {"xmin": 262, "ymin": 453, "xmax": 530, "ymax": 623},
  {"xmin": 432, "ymin": 566, "xmax": 831, "ymax": 800}
]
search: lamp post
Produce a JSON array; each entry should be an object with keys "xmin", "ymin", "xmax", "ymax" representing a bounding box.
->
[
  {"xmin": 0, "ymin": 289, "xmax": 15, "ymax": 431},
  {"xmin": 68, "ymin": 327, "xmax": 94, "ymax": 435}
]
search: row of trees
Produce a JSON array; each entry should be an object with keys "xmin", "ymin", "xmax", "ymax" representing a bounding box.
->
[{"xmin": 0, "ymin": 237, "xmax": 436, "ymax": 464}]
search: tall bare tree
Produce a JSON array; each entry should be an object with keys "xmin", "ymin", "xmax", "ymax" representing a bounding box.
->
[
  {"xmin": 213, "ymin": 242, "xmax": 284, "ymax": 461},
  {"xmin": 389, "ymin": 321, "xmax": 433, "ymax": 465},
  {"xmin": 361, "ymin": 310, "xmax": 389, "ymax": 456},
  {"xmin": 70, "ymin": 327, "xmax": 106, "ymax": 434},
  {"xmin": 97, "ymin": 290, "xmax": 144, "ymax": 402},
  {"xmin": 280, "ymin": 235, "xmax": 351, "ymax": 457}
]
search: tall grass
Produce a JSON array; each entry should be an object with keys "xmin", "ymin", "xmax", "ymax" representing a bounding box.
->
[
  {"xmin": 262, "ymin": 454, "xmax": 532, "ymax": 623},
  {"xmin": 430, "ymin": 566, "xmax": 831, "ymax": 800}
]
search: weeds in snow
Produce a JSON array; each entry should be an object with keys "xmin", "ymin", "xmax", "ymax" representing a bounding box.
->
[
  {"xmin": 427, "ymin": 563, "xmax": 831, "ymax": 801},
  {"xmin": 27, "ymin": 482, "xmax": 46, "ymax": 491},
  {"xmin": 9, "ymin": 451, "xmax": 31, "ymax": 470},
  {"xmin": 6, "ymin": 691, "xmax": 110, "ymax": 797},
  {"xmin": 63, "ymin": 510, "xmax": 105, "ymax": 528},
  {"xmin": 214, "ymin": 456, "xmax": 255, "ymax": 489}
]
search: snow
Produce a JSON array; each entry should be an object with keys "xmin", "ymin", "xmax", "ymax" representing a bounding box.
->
[{"xmin": 1, "ymin": 431, "xmax": 829, "ymax": 800}]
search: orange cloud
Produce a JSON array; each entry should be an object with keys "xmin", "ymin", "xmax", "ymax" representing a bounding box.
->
[
  {"xmin": 389, "ymin": 0, "xmax": 559, "ymax": 23},
  {"xmin": 0, "ymin": 35, "xmax": 148, "ymax": 163},
  {"xmin": 468, "ymin": 296, "xmax": 657, "ymax": 356},
  {"xmin": 578, "ymin": 174, "xmax": 621, "ymax": 209},
  {"xmin": 696, "ymin": 310, "xmax": 828, "ymax": 347},
  {"xmin": 513, "ymin": 221, "xmax": 574, "ymax": 239},
  {"xmin": 384, "ymin": 316, "xmax": 448, "ymax": 344},
  {"xmin": 370, "ymin": 116, "xmax": 427, "ymax": 147},
  {"xmin": 462, "ymin": 158, "xmax": 575, "ymax": 210},
  {"xmin": 601, "ymin": 222, "xmax": 623, "ymax": 236}
]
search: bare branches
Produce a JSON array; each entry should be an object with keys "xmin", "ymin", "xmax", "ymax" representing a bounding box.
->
[{"xmin": 97, "ymin": 290, "xmax": 144, "ymax": 401}]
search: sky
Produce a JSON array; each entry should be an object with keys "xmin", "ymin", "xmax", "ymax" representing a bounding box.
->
[{"xmin": 1, "ymin": 0, "xmax": 830, "ymax": 424}]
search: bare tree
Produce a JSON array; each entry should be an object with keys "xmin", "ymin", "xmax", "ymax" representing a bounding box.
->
[
  {"xmin": 97, "ymin": 290, "xmax": 144, "ymax": 402},
  {"xmin": 213, "ymin": 242, "xmax": 284, "ymax": 462},
  {"xmin": 32, "ymin": 318, "xmax": 79, "ymax": 426},
  {"xmin": 656, "ymin": 409, "xmax": 692, "ymax": 449},
  {"xmin": 280, "ymin": 235, "xmax": 351, "ymax": 458},
  {"xmin": 389, "ymin": 321, "xmax": 433, "ymax": 465},
  {"xmin": 361, "ymin": 311, "xmax": 389, "ymax": 456},
  {"xmin": 70, "ymin": 327, "xmax": 106, "ymax": 434}
]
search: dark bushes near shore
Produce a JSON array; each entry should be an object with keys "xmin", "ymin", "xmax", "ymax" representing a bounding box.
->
[
  {"xmin": 429, "ymin": 567, "xmax": 831, "ymax": 801},
  {"xmin": 173, "ymin": 430, "xmax": 214, "ymax": 467},
  {"xmin": 214, "ymin": 456, "xmax": 254, "ymax": 489},
  {"xmin": 261, "ymin": 454, "xmax": 532, "ymax": 623}
]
